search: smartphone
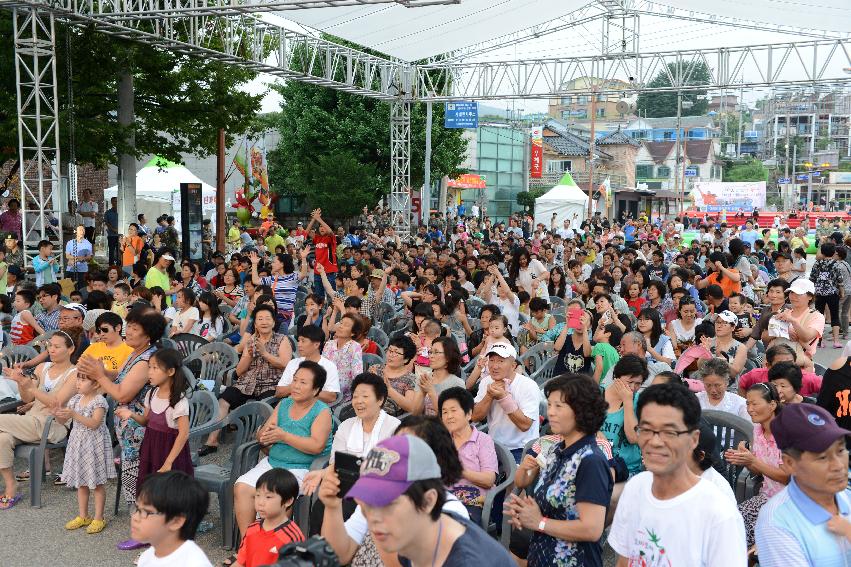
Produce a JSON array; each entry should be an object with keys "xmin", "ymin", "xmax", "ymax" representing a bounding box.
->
[
  {"xmin": 567, "ymin": 308, "xmax": 583, "ymax": 330},
  {"xmin": 334, "ymin": 451, "xmax": 363, "ymax": 499}
]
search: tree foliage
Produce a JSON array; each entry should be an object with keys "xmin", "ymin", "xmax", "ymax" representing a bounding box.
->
[
  {"xmin": 724, "ymin": 158, "xmax": 769, "ymax": 182},
  {"xmin": 516, "ymin": 188, "xmax": 547, "ymax": 214},
  {"xmin": 636, "ymin": 62, "xmax": 711, "ymax": 118},
  {"xmin": 266, "ymin": 79, "xmax": 467, "ymax": 217},
  {"xmin": 0, "ymin": 14, "xmax": 263, "ymax": 167}
]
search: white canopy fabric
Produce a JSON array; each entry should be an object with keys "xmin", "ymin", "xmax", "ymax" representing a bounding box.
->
[
  {"xmin": 534, "ymin": 172, "xmax": 589, "ymax": 228},
  {"xmin": 105, "ymin": 158, "xmax": 217, "ymax": 232},
  {"xmin": 273, "ymin": 0, "xmax": 851, "ymax": 62}
]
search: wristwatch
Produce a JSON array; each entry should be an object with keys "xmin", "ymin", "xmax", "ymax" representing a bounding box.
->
[{"xmin": 537, "ymin": 518, "xmax": 547, "ymax": 533}]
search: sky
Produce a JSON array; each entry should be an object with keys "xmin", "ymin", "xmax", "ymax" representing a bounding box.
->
[{"xmin": 241, "ymin": 2, "xmax": 851, "ymax": 115}]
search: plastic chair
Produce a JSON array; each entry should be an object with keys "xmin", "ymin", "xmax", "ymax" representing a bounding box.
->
[
  {"xmin": 186, "ymin": 390, "xmax": 219, "ymax": 464},
  {"xmin": 192, "ymin": 401, "xmax": 273, "ymax": 548},
  {"xmin": 333, "ymin": 401, "xmax": 356, "ymax": 423},
  {"xmin": 375, "ymin": 302, "xmax": 397, "ymax": 329},
  {"xmin": 466, "ymin": 297, "xmax": 485, "ymax": 319},
  {"xmin": 362, "ymin": 353, "xmax": 384, "ymax": 369},
  {"xmin": 0, "ymin": 345, "xmax": 39, "ymax": 369},
  {"xmin": 227, "ymin": 440, "xmax": 264, "ymax": 547},
  {"xmin": 700, "ymin": 409, "xmax": 754, "ymax": 502},
  {"xmin": 367, "ymin": 327, "xmax": 390, "ymax": 351},
  {"xmin": 159, "ymin": 337, "xmax": 177, "ymax": 350},
  {"xmin": 29, "ymin": 330, "xmax": 58, "ymax": 353},
  {"xmin": 14, "ymin": 415, "xmax": 68, "ymax": 507},
  {"xmin": 517, "ymin": 342, "xmax": 554, "ymax": 377},
  {"xmin": 530, "ymin": 357, "xmax": 558, "ymax": 388},
  {"xmin": 814, "ymin": 363, "xmax": 827, "ymax": 377},
  {"xmin": 170, "ymin": 333, "xmax": 208, "ymax": 358},
  {"xmin": 549, "ymin": 296, "xmax": 565, "ymax": 309},
  {"xmin": 183, "ymin": 342, "xmax": 240, "ymax": 396},
  {"xmin": 481, "ymin": 441, "xmax": 517, "ymax": 548}
]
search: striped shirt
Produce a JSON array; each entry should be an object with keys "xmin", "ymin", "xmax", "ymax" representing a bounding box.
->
[
  {"xmin": 36, "ymin": 306, "xmax": 61, "ymax": 332},
  {"xmin": 260, "ymin": 273, "xmax": 298, "ymax": 315},
  {"xmin": 756, "ymin": 478, "xmax": 851, "ymax": 567}
]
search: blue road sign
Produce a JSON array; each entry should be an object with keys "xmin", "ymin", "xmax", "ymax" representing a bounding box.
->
[
  {"xmin": 778, "ymin": 177, "xmax": 791, "ymax": 183},
  {"xmin": 684, "ymin": 169, "xmax": 697, "ymax": 177},
  {"xmin": 444, "ymin": 102, "xmax": 479, "ymax": 128},
  {"xmin": 812, "ymin": 171, "xmax": 821, "ymax": 177},
  {"xmin": 796, "ymin": 174, "xmax": 809, "ymax": 181}
]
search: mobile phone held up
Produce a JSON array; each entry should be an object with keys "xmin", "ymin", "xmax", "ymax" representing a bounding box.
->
[
  {"xmin": 567, "ymin": 308, "xmax": 583, "ymax": 330},
  {"xmin": 334, "ymin": 451, "xmax": 363, "ymax": 499}
]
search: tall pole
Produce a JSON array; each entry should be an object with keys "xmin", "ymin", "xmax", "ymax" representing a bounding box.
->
[
  {"xmin": 423, "ymin": 100, "xmax": 432, "ymax": 225},
  {"xmin": 674, "ymin": 91, "xmax": 682, "ymax": 214},
  {"xmin": 216, "ymin": 128, "xmax": 225, "ymax": 252},
  {"xmin": 736, "ymin": 88, "xmax": 744, "ymax": 157},
  {"xmin": 784, "ymin": 105, "xmax": 791, "ymax": 210},
  {"xmin": 587, "ymin": 88, "xmax": 597, "ymax": 219},
  {"xmin": 792, "ymin": 143, "xmax": 798, "ymax": 209}
]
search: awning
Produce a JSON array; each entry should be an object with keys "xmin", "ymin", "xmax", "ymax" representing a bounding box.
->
[{"xmin": 448, "ymin": 174, "xmax": 487, "ymax": 189}]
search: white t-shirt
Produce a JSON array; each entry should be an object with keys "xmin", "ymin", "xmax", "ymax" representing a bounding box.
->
[
  {"xmin": 696, "ymin": 391, "xmax": 751, "ymax": 422},
  {"xmin": 172, "ymin": 307, "xmax": 200, "ymax": 334},
  {"xmin": 701, "ymin": 466, "xmax": 737, "ymax": 505},
  {"xmin": 493, "ymin": 294, "xmax": 521, "ymax": 337},
  {"xmin": 277, "ymin": 356, "xmax": 341, "ymax": 393},
  {"xmin": 517, "ymin": 259, "xmax": 548, "ymax": 297},
  {"xmin": 345, "ymin": 492, "xmax": 469, "ymax": 545},
  {"xmin": 609, "ymin": 471, "xmax": 747, "ymax": 566},
  {"xmin": 77, "ymin": 200, "xmax": 97, "ymax": 228},
  {"xmin": 473, "ymin": 372, "xmax": 540, "ymax": 450},
  {"xmin": 137, "ymin": 540, "xmax": 213, "ymax": 567},
  {"xmin": 557, "ymin": 227, "xmax": 575, "ymax": 240}
]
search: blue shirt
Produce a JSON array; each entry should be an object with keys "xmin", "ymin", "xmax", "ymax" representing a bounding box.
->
[
  {"xmin": 65, "ymin": 238, "xmax": 92, "ymax": 273},
  {"xmin": 623, "ymin": 225, "xmax": 636, "ymax": 242},
  {"xmin": 740, "ymin": 229, "xmax": 759, "ymax": 248},
  {"xmin": 756, "ymin": 477, "xmax": 851, "ymax": 567},
  {"xmin": 104, "ymin": 207, "xmax": 119, "ymax": 236}
]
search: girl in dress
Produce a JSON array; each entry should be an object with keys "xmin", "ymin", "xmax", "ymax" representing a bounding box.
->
[
  {"xmin": 56, "ymin": 374, "xmax": 115, "ymax": 534},
  {"xmin": 115, "ymin": 348, "xmax": 193, "ymax": 493}
]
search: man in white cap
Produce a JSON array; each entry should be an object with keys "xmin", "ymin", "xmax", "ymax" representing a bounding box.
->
[{"xmin": 471, "ymin": 343, "xmax": 540, "ymax": 463}]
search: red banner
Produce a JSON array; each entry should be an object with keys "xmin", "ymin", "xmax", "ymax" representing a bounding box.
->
[
  {"xmin": 447, "ymin": 173, "xmax": 487, "ymax": 189},
  {"xmin": 530, "ymin": 126, "xmax": 543, "ymax": 179}
]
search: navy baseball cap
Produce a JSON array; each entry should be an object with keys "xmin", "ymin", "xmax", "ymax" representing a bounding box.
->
[{"xmin": 772, "ymin": 403, "xmax": 851, "ymax": 453}]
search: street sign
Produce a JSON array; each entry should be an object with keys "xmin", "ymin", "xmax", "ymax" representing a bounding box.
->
[
  {"xmin": 684, "ymin": 169, "xmax": 697, "ymax": 177},
  {"xmin": 812, "ymin": 171, "xmax": 821, "ymax": 177},
  {"xmin": 796, "ymin": 174, "xmax": 809, "ymax": 181},
  {"xmin": 778, "ymin": 177, "xmax": 791, "ymax": 184},
  {"xmin": 444, "ymin": 102, "xmax": 478, "ymax": 128}
]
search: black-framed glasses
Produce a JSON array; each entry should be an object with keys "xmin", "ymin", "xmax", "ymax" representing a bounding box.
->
[
  {"xmin": 97, "ymin": 326, "xmax": 112, "ymax": 333},
  {"xmin": 130, "ymin": 503, "xmax": 163, "ymax": 519},
  {"xmin": 634, "ymin": 426, "xmax": 695, "ymax": 441}
]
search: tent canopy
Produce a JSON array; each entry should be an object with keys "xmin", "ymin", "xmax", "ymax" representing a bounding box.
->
[{"xmin": 534, "ymin": 172, "xmax": 589, "ymax": 229}]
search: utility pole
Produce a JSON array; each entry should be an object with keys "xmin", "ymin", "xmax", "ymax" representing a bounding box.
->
[
  {"xmin": 736, "ymin": 87, "xmax": 744, "ymax": 157},
  {"xmin": 587, "ymin": 87, "xmax": 597, "ymax": 219},
  {"xmin": 216, "ymin": 128, "xmax": 225, "ymax": 252},
  {"xmin": 423, "ymin": 100, "xmax": 432, "ymax": 225},
  {"xmin": 674, "ymin": 92, "xmax": 682, "ymax": 213},
  {"xmin": 784, "ymin": 105, "xmax": 791, "ymax": 210}
]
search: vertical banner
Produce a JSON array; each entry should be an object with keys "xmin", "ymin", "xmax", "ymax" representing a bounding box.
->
[{"xmin": 530, "ymin": 126, "xmax": 543, "ymax": 179}]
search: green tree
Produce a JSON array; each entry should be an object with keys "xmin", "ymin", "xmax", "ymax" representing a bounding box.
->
[
  {"xmin": 724, "ymin": 158, "xmax": 769, "ymax": 182},
  {"xmin": 636, "ymin": 62, "xmax": 711, "ymax": 118},
  {"xmin": 0, "ymin": 14, "xmax": 263, "ymax": 167},
  {"xmin": 516, "ymin": 188, "xmax": 547, "ymax": 214},
  {"xmin": 266, "ymin": 79, "xmax": 467, "ymax": 216}
]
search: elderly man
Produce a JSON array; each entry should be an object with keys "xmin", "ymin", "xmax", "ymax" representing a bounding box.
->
[
  {"xmin": 756, "ymin": 404, "xmax": 851, "ymax": 566},
  {"xmin": 601, "ymin": 331, "xmax": 672, "ymax": 389},
  {"xmin": 472, "ymin": 343, "xmax": 540, "ymax": 463}
]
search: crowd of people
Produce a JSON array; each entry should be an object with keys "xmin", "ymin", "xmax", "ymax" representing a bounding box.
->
[{"xmin": 2, "ymin": 197, "xmax": 851, "ymax": 566}]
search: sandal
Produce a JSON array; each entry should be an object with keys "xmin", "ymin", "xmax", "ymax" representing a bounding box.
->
[
  {"xmin": 14, "ymin": 470, "xmax": 30, "ymax": 481},
  {"xmin": 0, "ymin": 495, "xmax": 22, "ymax": 510},
  {"xmin": 222, "ymin": 553, "xmax": 238, "ymax": 567},
  {"xmin": 54, "ymin": 476, "xmax": 66, "ymax": 486},
  {"xmin": 198, "ymin": 445, "xmax": 218, "ymax": 457}
]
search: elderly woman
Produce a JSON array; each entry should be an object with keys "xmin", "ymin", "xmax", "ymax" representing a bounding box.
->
[
  {"xmin": 694, "ymin": 358, "xmax": 750, "ymax": 420},
  {"xmin": 712, "ymin": 310, "xmax": 748, "ymax": 377},
  {"xmin": 200, "ymin": 304, "xmax": 292, "ymax": 456},
  {"xmin": 767, "ymin": 279, "xmax": 824, "ymax": 360},
  {"xmin": 233, "ymin": 359, "xmax": 333, "ymax": 547},
  {"xmin": 440, "ymin": 386, "xmax": 497, "ymax": 524},
  {"xmin": 0, "ymin": 333, "xmax": 77, "ymax": 508},
  {"xmin": 75, "ymin": 308, "xmax": 165, "ymax": 550},
  {"xmin": 507, "ymin": 374, "xmax": 612, "ymax": 566},
  {"xmin": 323, "ymin": 313, "xmax": 364, "ymax": 404},
  {"xmin": 368, "ymin": 335, "xmax": 419, "ymax": 417}
]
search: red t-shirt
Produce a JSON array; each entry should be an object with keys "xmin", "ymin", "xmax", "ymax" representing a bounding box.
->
[
  {"xmin": 626, "ymin": 297, "xmax": 647, "ymax": 317},
  {"xmin": 313, "ymin": 234, "xmax": 338, "ymax": 274},
  {"xmin": 738, "ymin": 367, "xmax": 822, "ymax": 397},
  {"xmin": 236, "ymin": 519, "xmax": 305, "ymax": 567}
]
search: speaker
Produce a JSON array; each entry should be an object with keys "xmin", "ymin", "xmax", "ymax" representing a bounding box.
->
[{"xmin": 616, "ymin": 100, "xmax": 630, "ymax": 114}]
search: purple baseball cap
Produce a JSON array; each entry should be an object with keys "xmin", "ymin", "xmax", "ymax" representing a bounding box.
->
[
  {"xmin": 345, "ymin": 435, "xmax": 442, "ymax": 507},
  {"xmin": 771, "ymin": 403, "xmax": 851, "ymax": 453}
]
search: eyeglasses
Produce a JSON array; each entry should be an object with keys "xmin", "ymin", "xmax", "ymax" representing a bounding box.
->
[
  {"xmin": 386, "ymin": 348, "xmax": 405, "ymax": 357},
  {"xmin": 59, "ymin": 316, "xmax": 80, "ymax": 322},
  {"xmin": 130, "ymin": 503, "xmax": 163, "ymax": 519},
  {"xmin": 431, "ymin": 350, "xmax": 445, "ymax": 356},
  {"xmin": 97, "ymin": 326, "xmax": 112, "ymax": 334},
  {"xmin": 634, "ymin": 426, "xmax": 695, "ymax": 441}
]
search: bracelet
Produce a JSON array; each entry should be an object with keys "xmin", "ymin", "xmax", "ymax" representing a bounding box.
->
[{"xmin": 537, "ymin": 518, "xmax": 547, "ymax": 532}]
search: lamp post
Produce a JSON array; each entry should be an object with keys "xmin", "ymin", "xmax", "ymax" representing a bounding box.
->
[
  {"xmin": 674, "ymin": 93, "xmax": 694, "ymax": 214},
  {"xmin": 587, "ymin": 88, "xmax": 598, "ymax": 219}
]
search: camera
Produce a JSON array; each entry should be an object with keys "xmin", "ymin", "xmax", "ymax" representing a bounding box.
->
[{"xmin": 264, "ymin": 535, "xmax": 340, "ymax": 567}]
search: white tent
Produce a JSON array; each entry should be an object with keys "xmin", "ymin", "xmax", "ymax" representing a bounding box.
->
[
  {"xmin": 534, "ymin": 172, "xmax": 589, "ymax": 228},
  {"xmin": 105, "ymin": 157, "xmax": 217, "ymax": 232}
]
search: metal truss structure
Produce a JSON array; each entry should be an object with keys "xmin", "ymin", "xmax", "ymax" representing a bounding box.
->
[
  {"xmin": 3, "ymin": 0, "xmax": 851, "ymax": 235},
  {"xmin": 13, "ymin": 8, "xmax": 62, "ymax": 267}
]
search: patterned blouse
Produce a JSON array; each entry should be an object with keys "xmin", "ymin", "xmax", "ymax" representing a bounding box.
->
[
  {"xmin": 234, "ymin": 332, "xmax": 286, "ymax": 396},
  {"xmin": 753, "ymin": 423, "xmax": 784, "ymax": 498},
  {"xmin": 322, "ymin": 338, "xmax": 363, "ymax": 403},
  {"xmin": 527, "ymin": 435, "xmax": 613, "ymax": 567},
  {"xmin": 369, "ymin": 364, "xmax": 417, "ymax": 417},
  {"xmin": 114, "ymin": 346, "xmax": 156, "ymax": 463}
]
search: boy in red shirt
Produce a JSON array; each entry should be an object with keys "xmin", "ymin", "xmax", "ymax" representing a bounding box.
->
[
  {"xmin": 234, "ymin": 468, "xmax": 304, "ymax": 567},
  {"xmin": 305, "ymin": 208, "xmax": 338, "ymax": 298}
]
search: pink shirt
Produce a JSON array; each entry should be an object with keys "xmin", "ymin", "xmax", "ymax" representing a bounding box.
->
[
  {"xmin": 454, "ymin": 427, "xmax": 498, "ymax": 498},
  {"xmin": 753, "ymin": 423, "xmax": 784, "ymax": 498},
  {"xmin": 737, "ymin": 367, "xmax": 822, "ymax": 397}
]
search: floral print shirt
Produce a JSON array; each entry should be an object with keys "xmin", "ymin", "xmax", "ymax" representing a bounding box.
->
[
  {"xmin": 527, "ymin": 435, "xmax": 613, "ymax": 567},
  {"xmin": 322, "ymin": 338, "xmax": 363, "ymax": 403},
  {"xmin": 114, "ymin": 346, "xmax": 156, "ymax": 462}
]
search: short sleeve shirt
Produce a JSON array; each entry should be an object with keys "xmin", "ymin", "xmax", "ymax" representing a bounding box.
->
[
  {"xmin": 277, "ymin": 356, "xmax": 341, "ymax": 394},
  {"xmin": 145, "ymin": 389, "xmax": 190, "ymax": 429}
]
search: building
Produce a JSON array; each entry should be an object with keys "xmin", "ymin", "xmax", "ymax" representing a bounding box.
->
[
  {"xmin": 708, "ymin": 94, "xmax": 739, "ymax": 113},
  {"xmin": 548, "ymin": 77, "xmax": 634, "ymax": 123},
  {"xmin": 623, "ymin": 115, "xmax": 719, "ymax": 143},
  {"xmin": 760, "ymin": 89, "xmax": 851, "ymax": 161}
]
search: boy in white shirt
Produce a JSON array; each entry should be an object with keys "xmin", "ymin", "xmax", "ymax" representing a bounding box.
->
[{"xmin": 134, "ymin": 471, "xmax": 213, "ymax": 567}]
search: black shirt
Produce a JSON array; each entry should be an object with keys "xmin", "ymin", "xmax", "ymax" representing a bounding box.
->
[
  {"xmin": 399, "ymin": 513, "xmax": 515, "ymax": 567},
  {"xmin": 817, "ymin": 362, "xmax": 851, "ymax": 451}
]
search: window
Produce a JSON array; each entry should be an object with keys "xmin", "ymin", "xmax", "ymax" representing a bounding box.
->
[
  {"xmin": 578, "ymin": 96, "xmax": 588, "ymax": 104},
  {"xmin": 596, "ymin": 107, "xmax": 605, "ymax": 118},
  {"xmin": 635, "ymin": 164, "xmax": 654, "ymax": 179},
  {"xmin": 560, "ymin": 96, "xmax": 571, "ymax": 105},
  {"xmin": 662, "ymin": 131, "xmax": 674, "ymax": 140},
  {"xmin": 596, "ymin": 93, "xmax": 605, "ymax": 102},
  {"xmin": 546, "ymin": 160, "xmax": 572, "ymax": 173},
  {"xmin": 561, "ymin": 110, "xmax": 572, "ymax": 120},
  {"xmin": 657, "ymin": 166, "xmax": 671, "ymax": 178}
]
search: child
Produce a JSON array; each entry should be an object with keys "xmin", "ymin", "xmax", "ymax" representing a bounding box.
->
[
  {"xmin": 233, "ymin": 468, "xmax": 304, "ymax": 567},
  {"xmin": 133, "ymin": 472, "xmax": 212, "ymax": 567},
  {"xmin": 194, "ymin": 291, "xmax": 225, "ymax": 342},
  {"xmin": 624, "ymin": 282, "xmax": 646, "ymax": 317},
  {"xmin": 674, "ymin": 320, "xmax": 716, "ymax": 383},
  {"xmin": 10, "ymin": 289, "xmax": 42, "ymax": 345},
  {"xmin": 56, "ymin": 374, "xmax": 115, "ymax": 534},
  {"xmin": 517, "ymin": 290, "xmax": 531, "ymax": 317},
  {"xmin": 69, "ymin": 290, "xmax": 84, "ymax": 304},
  {"xmin": 112, "ymin": 282, "xmax": 132, "ymax": 319},
  {"xmin": 465, "ymin": 314, "xmax": 512, "ymax": 390},
  {"xmin": 592, "ymin": 323, "xmax": 622, "ymax": 385},
  {"xmin": 413, "ymin": 318, "xmax": 442, "ymax": 380},
  {"xmin": 116, "ymin": 348, "xmax": 193, "ymax": 493},
  {"xmin": 169, "ymin": 288, "xmax": 199, "ymax": 337},
  {"xmin": 519, "ymin": 297, "xmax": 554, "ymax": 353},
  {"xmin": 727, "ymin": 292, "xmax": 754, "ymax": 342},
  {"xmin": 31, "ymin": 240, "xmax": 58, "ymax": 287}
]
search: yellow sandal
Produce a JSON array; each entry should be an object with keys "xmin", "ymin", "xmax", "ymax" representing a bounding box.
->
[
  {"xmin": 86, "ymin": 519, "xmax": 106, "ymax": 534},
  {"xmin": 65, "ymin": 516, "xmax": 92, "ymax": 530}
]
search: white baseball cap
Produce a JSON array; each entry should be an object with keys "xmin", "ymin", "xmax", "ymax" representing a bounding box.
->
[
  {"xmin": 788, "ymin": 279, "xmax": 815, "ymax": 296},
  {"xmin": 485, "ymin": 342, "xmax": 518, "ymax": 360}
]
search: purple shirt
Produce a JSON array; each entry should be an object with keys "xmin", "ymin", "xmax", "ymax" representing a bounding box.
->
[
  {"xmin": 454, "ymin": 427, "xmax": 498, "ymax": 498},
  {"xmin": 0, "ymin": 211, "xmax": 21, "ymax": 239}
]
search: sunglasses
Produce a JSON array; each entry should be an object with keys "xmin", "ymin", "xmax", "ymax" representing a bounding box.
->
[{"xmin": 97, "ymin": 326, "xmax": 112, "ymax": 333}]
